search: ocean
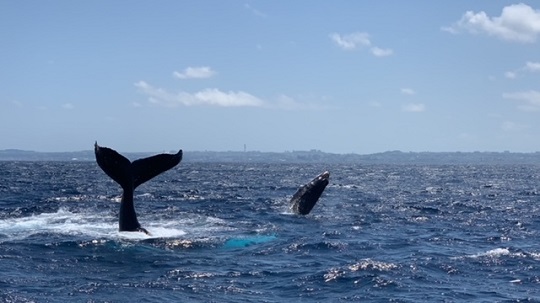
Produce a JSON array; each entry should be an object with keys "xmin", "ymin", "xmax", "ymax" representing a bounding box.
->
[{"xmin": 1, "ymin": 161, "xmax": 539, "ymax": 302}]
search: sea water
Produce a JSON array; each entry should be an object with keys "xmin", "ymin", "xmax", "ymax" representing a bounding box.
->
[{"xmin": 1, "ymin": 161, "xmax": 539, "ymax": 302}]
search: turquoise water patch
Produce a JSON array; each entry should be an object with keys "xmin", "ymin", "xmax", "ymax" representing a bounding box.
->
[{"xmin": 223, "ymin": 235, "xmax": 277, "ymax": 248}]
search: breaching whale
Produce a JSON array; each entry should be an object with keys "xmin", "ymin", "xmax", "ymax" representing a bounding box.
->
[
  {"xmin": 290, "ymin": 171, "xmax": 330, "ymax": 215},
  {"xmin": 94, "ymin": 142, "xmax": 182, "ymax": 234}
]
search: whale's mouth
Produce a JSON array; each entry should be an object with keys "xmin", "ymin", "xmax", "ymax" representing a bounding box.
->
[
  {"xmin": 311, "ymin": 171, "xmax": 330, "ymax": 186},
  {"xmin": 318, "ymin": 171, "xmax": 330, "ymax": 181}
]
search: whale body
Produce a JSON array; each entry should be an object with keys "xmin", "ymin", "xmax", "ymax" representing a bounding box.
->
[{"xmin": 290, "ymin": 171, "xmax": 330, "ymax": 215}]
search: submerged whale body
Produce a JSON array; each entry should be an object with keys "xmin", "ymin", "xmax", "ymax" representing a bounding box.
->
[
  {"xmin": 94, "ymin": 142, "xmax": 182, "ymax": 234},
  {"xmin": 290, "ymin": 171, "xmax": 330, "ymax": 215}
]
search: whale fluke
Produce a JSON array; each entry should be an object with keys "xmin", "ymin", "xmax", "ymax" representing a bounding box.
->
[
  {"xmin": 290, "ymin": 171, "xmax": 330, "ymax": 215},
  {"xmin": 94, "ymin": 142, "xmax": 182, "ymax": 234}
]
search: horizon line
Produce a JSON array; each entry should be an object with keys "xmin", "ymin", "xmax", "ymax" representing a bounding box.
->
[{"xmin": 1, "ymin": 148, "xmax": 540, "ymax": 155}]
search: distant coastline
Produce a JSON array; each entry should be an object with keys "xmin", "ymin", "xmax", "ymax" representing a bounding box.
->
[{"xmin": 1, "ymin": 149, "xmax": 540, "ymax": 164}]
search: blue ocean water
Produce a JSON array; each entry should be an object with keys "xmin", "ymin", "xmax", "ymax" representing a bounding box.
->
[{"xmin": 1, "ymin": 161, "xmax": 540, "ymax": 302}]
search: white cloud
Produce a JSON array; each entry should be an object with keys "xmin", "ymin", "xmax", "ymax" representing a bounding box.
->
[
  {"xmin": 505, "ymin": 61, "xmax": 540, "ymax": 79},
  {"xmin": 504, "ymin": 71, "xmax": 517, "ymax": 79},
  {"xmin": 173, "ymin": 66, "xmax": 216, "ymax": 79},
  {"xmin": 135, "ymin": 81, "xmax": 264, "ymax": 107},
  {"xmin": 503, "ymin": 90, "xmax": 540, "ymax": 111},
  {"xmin": 401, "ymin": 88, "xmax": 416, "ymax": 95},
  {"xmin": 62, "ymin": 103, "xmax": 74, "ymax": 110},
  {"xmin": 501, "ymin": 121, "xmax": 527, "ymax": 131},
  {"xmin": 244, "ymin": 3, "xmax": 267, "ymax": 18},
  {"xmin": 274, "ymin": 95, "xmax": 304, "ymax": 110},
  {"xmin": 525, "ymin": 61, "xmax": 540, "ymax": 71},
  {"xmin": 441, "ymin": 26, "xmax": 459, "ymax": 35},
  {"xmin": 330, "ymin": 32, "xmax": 393, "ymax": 57},
  {"xmin": 135, "ymin": 81, "xmax": 330, "ymax": 111},
  {"xmin": 370, "ymin": 47, "xmax": 393, "ymax": 57},
  {"xmin": 443, "ymin": 3, "xmax": 540, "ymax": 43},
  {"xmin": 402, "ymin": 103, "xmax": 426, "ymax": 112},
  {"xmin": 329, "ymin": 32, "xmax": 371, "ymax": 50},
  {"xmin": 194, "ymin": 89, "xmax": 264, "ymax": 107}
]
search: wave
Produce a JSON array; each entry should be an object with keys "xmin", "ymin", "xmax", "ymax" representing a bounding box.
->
[
  {"xmin": 323, "ymin": 259, "xmax": 399, "ymax": 283},
  {"xmin": 0, "ymin": 208, "xmax": 114, "ymax": 240},
  {"xmin": 0, "ymin": 207, "xmax": 280, "ymax": 252},
  {"xmin": 451, "ymin": 247, "xmax": 535, "ymax": 260}
]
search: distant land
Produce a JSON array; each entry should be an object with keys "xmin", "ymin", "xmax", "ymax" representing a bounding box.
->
[{"xmin": 1, "ymin": 149, "xmax": 540, "ymax": 165}]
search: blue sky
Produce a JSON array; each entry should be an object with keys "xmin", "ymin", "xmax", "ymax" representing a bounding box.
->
[{"xmin": 1, "ymin": 1, "xmax": 540, "ymax": 154}]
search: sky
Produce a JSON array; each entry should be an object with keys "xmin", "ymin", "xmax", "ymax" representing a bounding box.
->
[{"xmin": 1, "ymin": 1, "xmax": 540, "ymax": 154}]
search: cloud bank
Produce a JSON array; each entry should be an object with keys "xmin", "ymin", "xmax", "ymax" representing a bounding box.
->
[
  {"xmin": 135, "ymin": 81, "xmax": 263, "ymax": 107},
  {"xmin": 134, "ymin": 81, "xmax": 328, "ymax": 111},
  {"xmin": 443, "ymin": 3, "xmax": 540, "ymax": 43}
]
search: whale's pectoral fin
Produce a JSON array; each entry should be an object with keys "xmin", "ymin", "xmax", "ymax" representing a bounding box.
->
[
  {"xmin": 290, "ymin": 184, "xmax": 308, "ymax": 202},
  {"xmin": 94, "ymin": 142, "xmax": 132, "ymax": 189},
  {"xmin": 132, "ymin": 150, "xmax": 183, "ymax": 189}
]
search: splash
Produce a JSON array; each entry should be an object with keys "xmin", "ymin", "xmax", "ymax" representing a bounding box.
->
[
  {"xmin": 0, "ymin": 208, "xmax": 213, "ymax": 242},
  {"xmin": 0, "ymin": 208, "xmax": 114, "ymax": 240}
]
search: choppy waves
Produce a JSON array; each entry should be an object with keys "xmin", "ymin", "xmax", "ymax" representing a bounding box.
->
[{"xmin": 1, "ymin": 162, "xmax": 540, "ymax": 302}]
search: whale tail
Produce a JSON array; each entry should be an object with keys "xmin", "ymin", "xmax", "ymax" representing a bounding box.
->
[
  {"xmin": 94, "ymin": 142, "xmax": 183, "ymax": 191},
  {"xmin": 94, "ymin": 142, "xmax": 182, "ymax": 233}
]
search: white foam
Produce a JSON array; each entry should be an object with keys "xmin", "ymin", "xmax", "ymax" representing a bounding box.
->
[
  {"xmin": 139, "ymin": 226, "xmax": 187, "ymax": 239},
  {"xmin": 348, "ymin": 259, "xmax": 398, "ymax": 272},
  {"xmin": 0, "ymin": 208, "xmax": 113, "ymax": 239},
  {"xmin": 452, "ymin": 247, "xmax": 527, "ymax": 260},
  {"xmin": 530, "ymin": 252, "xmax": 540, "ymax": 260},
  {"xmin": 324, "ymin": 259, "xmax": 398, "ymax": 283},
  {"xmin": 470, "ymin": 248, "xmax": 510, "ymax": 258},
  {"xmin": 0, "ymin": 208, "xmax": 227, "ymax": 243}
]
